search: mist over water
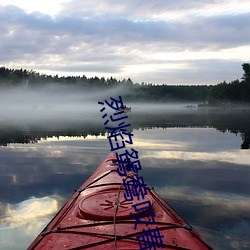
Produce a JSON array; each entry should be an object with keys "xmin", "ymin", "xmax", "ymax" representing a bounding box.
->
[
  {"xmin": 0, "ymin": 85, "xmax": 99, "ymax": 121},
  {"xmin": 1, "ymin": 84, "xmax": 250, "ymax": 149},
  {"xmin": 0, "ymin": 84, "xmax": 198, "ymax": 124},
  {"xmin": 0, "ymin": 84, "xmax": 250, "ymax": 249}
]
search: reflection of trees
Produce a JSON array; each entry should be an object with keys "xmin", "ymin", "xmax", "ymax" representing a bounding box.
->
[
  {"xmin": 0, "ymin": 123, "xmax": 106, "ymax": 146},
  {"xmin": 241, "ymin": 133, "xmax": 250, "ymax": 149},
  {"xmin": 0, "ymin": 109, "xmax": 250, "ymax": 149},
  {"xmin": 133, "ymin": 109, "xmax": 250, "ymax": 150},
  {"xmin": 0, "ymin": 132, "xmax": 38, "ymax": 146}
]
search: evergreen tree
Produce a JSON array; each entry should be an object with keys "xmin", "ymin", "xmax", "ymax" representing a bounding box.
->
[{"xmin": 242, "ymin": 63, "xmax": 250, "ymax": 83}]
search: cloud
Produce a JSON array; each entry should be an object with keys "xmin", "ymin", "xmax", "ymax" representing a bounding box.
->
[
  {"xmin": 0, "ymin": 1, "xmax": 250, "ymax": 84},
  {"xmin": 157, "ymin": 186, "xmax": 250, "ymax": 216},
  {"xmin": 0, "ymin": 196, "xmax": 59, "ymax": 229},
  {"xmin": 0, "ymin": 196, "xmax": 62, "ymax": 249},
  {"xmin": 58, "ymin": 0, "xmax": 247, "ymax": 19},
  {"xmin": 3, "ymin": 4, "xmax": 249, "ymax": 48}
]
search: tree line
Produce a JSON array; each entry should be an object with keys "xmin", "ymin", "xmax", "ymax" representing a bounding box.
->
[
  {"xmin": 208, "ymin": 63, "xmax": 250, "ymax": 105},
  {"xmin": 0, "ymin": 63, "xmax": 249, "ymax": 104}
]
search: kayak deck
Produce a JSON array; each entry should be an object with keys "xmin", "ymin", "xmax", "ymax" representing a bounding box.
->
[{"xmin": 28, "ymin": 152, "xmax": 213, "ymax": 249}]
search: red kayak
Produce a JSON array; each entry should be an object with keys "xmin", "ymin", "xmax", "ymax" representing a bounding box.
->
[{"xmin": 28, "ymin": 152, "xmax": 213, "ymax": 249}]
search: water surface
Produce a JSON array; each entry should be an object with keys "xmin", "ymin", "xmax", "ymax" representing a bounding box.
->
[{"xmin": 0, "ymin": 106, "xmax": 250, "ymax": 249}]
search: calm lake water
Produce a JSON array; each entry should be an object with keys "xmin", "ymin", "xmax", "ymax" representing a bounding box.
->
[{"xmin": 0, "ymin": 104, "xmax": 250, "ymax": 249}]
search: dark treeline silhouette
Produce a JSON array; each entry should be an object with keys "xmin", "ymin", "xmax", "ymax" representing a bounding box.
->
[
  {"xmin": 0, "ymin": 63, "xmax": 250, "ymax": 104},
  {"xmin": 208, "ymin": 64, "xmax": 250, "ymax": 105}
]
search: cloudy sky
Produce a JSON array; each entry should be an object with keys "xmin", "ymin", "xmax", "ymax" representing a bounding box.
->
[{"xmin": 0, "ymin": 0, "xmax": 250, "ymax": 85}]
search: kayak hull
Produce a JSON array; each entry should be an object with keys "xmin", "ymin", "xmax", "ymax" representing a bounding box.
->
[{"xmin": 28, "ymin": 152, "xmax": 213, "ymax": 249}]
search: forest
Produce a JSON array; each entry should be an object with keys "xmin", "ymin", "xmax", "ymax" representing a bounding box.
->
[{"xmin": 0, "ymin": 63, "xmax": 249, "ymax": 104}]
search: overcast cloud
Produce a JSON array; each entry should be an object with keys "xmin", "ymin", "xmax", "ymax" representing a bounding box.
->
[{"xmin": 0, "ymin": 0, "xmax": 250, "ymax": 84}]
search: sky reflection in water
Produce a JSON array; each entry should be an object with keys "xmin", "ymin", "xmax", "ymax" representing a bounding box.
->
[{"xmin": 0, "ymin": 127, "xmax": 250, "ymax": 249}]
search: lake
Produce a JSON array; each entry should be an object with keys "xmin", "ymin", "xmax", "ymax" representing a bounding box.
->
[{"xmin": 0, "ymin": 104, "xmax": 250, "ymax": 249}]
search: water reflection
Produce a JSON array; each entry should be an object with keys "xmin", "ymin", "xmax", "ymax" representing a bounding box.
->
[
  {"xmin": 0, "ymin": 196, "xmax": 62, "ymax": 250},
  {"xmin": 1, "ymin": 196, "xmax": 59, "ymax": 228},
  {"xmin": 0, "ymin": 108, "xmax": 250, "ymax": 249},
  {"xmin": 0, "ymin": 107, "xmax": 250, "ymax": 149}
]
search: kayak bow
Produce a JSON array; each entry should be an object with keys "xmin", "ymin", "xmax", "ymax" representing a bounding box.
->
[{"xmin": 28, "ymin": 152, "xmax": 213, "ymax": 249}]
